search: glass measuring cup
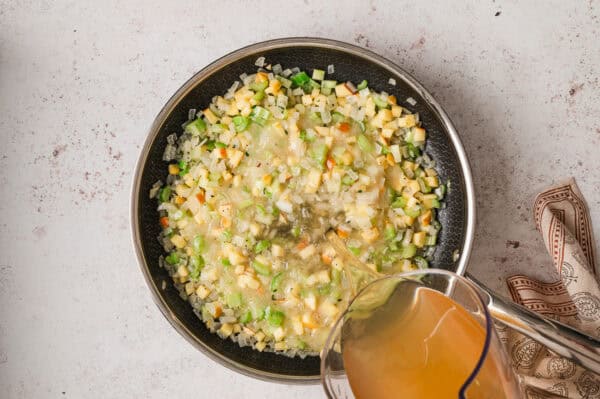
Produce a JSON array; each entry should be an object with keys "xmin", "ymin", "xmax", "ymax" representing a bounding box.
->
[{"xmin": 321, "ymin": 270, "xmax": 523, "ymax": 399}]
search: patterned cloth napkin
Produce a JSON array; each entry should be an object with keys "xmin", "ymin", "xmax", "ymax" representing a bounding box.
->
[{"xmin": 495, "ymin": 179, "xmax": 600, "ymax": 398}]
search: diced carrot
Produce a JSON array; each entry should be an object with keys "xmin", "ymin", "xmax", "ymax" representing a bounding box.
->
[
  {"xmin": 336, "ymin": 227, "xmax": 350, "ymax": 239},
  {"xmin": 388, "ymin": 95, "xmax": 397, "ymax": 105},
  {"xmin": 296, "ymin": 240, "xmax": 308, "ymax": 251},
  {"xmin": 159, "ymin": 217, "xmax": 169, "ymax": 228},
  {"xmin": 338, "ymin": 122, "xmax": 350, "ymax": 132},
  {"xmin": 218, "ymin": 148, "xmax": 227, "ymax": 158},
  {"xmin": 321, "ymin": 253, "xmax": 333, "ymax": 265},
  {"xmin": 196, "ymin": 191, "xmax": 206, "ymax": 204},
  {"xmin": 175, "ymin": 196, "xmax": 185, "ymax": 205},
  {"xmin": 326, "ymin": 156, "xmax": 336, "ymax": 171}
]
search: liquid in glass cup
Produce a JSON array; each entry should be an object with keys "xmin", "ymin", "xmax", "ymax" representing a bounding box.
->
[{"xmin": 321, "ymin": 270, "xmax": 522, "ymax": 399}]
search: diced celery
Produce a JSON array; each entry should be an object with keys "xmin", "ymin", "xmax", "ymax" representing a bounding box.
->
[
  {"xmin": 373, "ymin": 95, "xmax": 389, "ymax": 109},
  {"xmin": 185, "ymin": 118, "xmax": 207, "ymax": 135},
  {"xmin": 221, "ymin": 229, "xmax": 232, "ymax": 242},
  {"xmin": 252, "ymin": 260, "xmax": 271, "ymax": 276},
  {"xmin": 254, "ymin": 239, "xmax": 271, "ymax": 254},
  {"xmin": 159, "ymin": 187, "xmax": 171, "ymax": 203},
  {"xmin": 291, "ymin": 225, "xmax": 301, "ymax": 238},
  {"xmin": 221, "ymin": 258, "xmax": 232, "ymax": 266},
  {"xmin": 342, "ymin": 173, "xmax": 358, "ymax": 186},
  {"xmin": 418, "ymin": 177, "xmax": 432, "ymax": 194},
  {"xmin": 425, "ymin": 234, "xmax": 438, "ymax": 246},
  {"xmin": 250, "ymin": 106, "xmax": 271, "ymax": 126},
  {"xmin": 250, "ymin": 80, "xmax": 269, "ymax": 92},
  {"xmin": 317, "ymin": 284, "xmax": 331, "ymax": 296},
  {"xmin": 331, "ymin": 268, "xmax": 342, "ymax": 284},
  {"xmin": 391, "ymin": 197, "xmax": 407, "ymax": 208},
  {"xmin": 290, "ymin": 71, "xmax": 310, "ymax": 87},
  {"xmin": 270, "ymin": 272, "xmax": 284, "ymax": 292},
  {"xmin": 355, "ymin": 120, "xmax": 366, "ymax": 133},
  {"xmin": 348, "ymin": 246, "xmax": 361, "ymax": 256},
  {"xmin": 407, "ymin": 143, "xmax": 421, "ymax": 158},
  {"xmin": 384, "ymin": 225, "xmax": 396, "ymax": 241},
  {"xmin": 404, "ymin": 206, "xmax": 422, "ymax": 217},
  {"xmin": 204, "ymin": 140, "xmax": 216, "ymax": 150},
  {"xmin": 311, "ymin": 143, "xmax": 328, "ymax": 166},
  {"xmin": 357, "ymin": 134, "xmax": 373, "ymax": 152},
  {"xmin": 226, "ymin": 292, "xmax": 243, "ymax": 308},
  {"xmin": 165, "ymin": 252, "xmax": 179, "ymax": 265},
  {"xmin": 265, "ymin": 307, "xmax": 285, "ymax": 326},
  {"xmin": 321, "ymin": 80, "xmax": 337, "ymax": 89},
  {"xmin": 356, "ymin": 80, "xmax": 368, "ymax": 90},
  {"xmin": 240, "ymin": 310, "xmax": 252, "ymax": 323},
  {"xmin": 400, "ymin": 244, "xmax": 417, "ymax": 258},
  {"xmin": 312, "ymin": 69, "xmax": 325, "ymax": 81},
  {"xmin": 232, "ymin": 115, "xmax": 249, "ymax": 132},
  {"xmin": 253, "ymin": 91, "xmax": 265, "ymax": 101},
  {"xmin": 413, "ymin": 256, "xmax": 429, "ymax": 269},
  {"xmin": 331, "ymin": 111, "xmax": 345, "ymax": 123},
  {"xmin": 299, "ymin": 129, "xmax": 315, "ymax": 142}
]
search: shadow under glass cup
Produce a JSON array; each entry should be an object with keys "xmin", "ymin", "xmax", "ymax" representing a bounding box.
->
[{"xmin": 321, "ymin": 270, "xmax": 522, "ymax": 399}]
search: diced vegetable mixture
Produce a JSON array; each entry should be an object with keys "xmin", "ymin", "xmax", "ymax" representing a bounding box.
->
[{"xmin": 152, "ymin": 62, "xmax": 445, "ymax": 356}]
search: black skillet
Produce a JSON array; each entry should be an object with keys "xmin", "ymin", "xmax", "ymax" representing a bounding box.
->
[{"xmin": 131, "ymin": 38, "xmax": 476, "ymax": 383}]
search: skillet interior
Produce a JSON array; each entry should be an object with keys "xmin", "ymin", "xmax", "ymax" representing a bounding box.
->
[{"xmin": 134, "ymin": 39, "xmax": 471, "ymax": 382}]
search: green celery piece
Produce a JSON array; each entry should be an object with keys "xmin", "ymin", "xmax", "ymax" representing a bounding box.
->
[
  {"xmin": 407, "ymin": 143, "xmax": 421, "ymax": 158},
  {"xmin": 254, "ymin": 240, "xmax": 271, "ymax": 254},
  {"xmin": 413, "ymin": 256, "xmax": 429, "ymax": 270},
  {"xmin": 270, "ymin": 272, "xmax": 284, "ymax": 292},
  {"xmin": 291, "ymin": 225, "xmax": 301, "ymax": 238},
  {"xmin": 404, "ymin": 206, "xmax": 422, "ymax": 218},
  {"xmin": 400, "ymin": 244, "xmax": 417, "ymax": 259},
  {"xmin": 357, "ymin": 134, "xmax": 374, "ymax": 152},
  {"xmin": 356, "ymin": 80, "xmax": 368, "ymax": 90},
  {"xmin": 331, "ymin": 268, "xmax": 342, "ymax": 284},
  {"xmin": 165, "ymin": 252, "xmax": 179, "ymax": 265},
  {"xmin": 250, "ymin": 106, "xmax": 271, "ymax": 126},
  {"xmin": 418, "ymin": 177, "xmax": 432, "ymax": 194},
  {"xmin": 311, "ymin": 143, "xmax": 328, "ymax": 166},
  {"xmin": 159, "ymin": 187, "xmax": 171, "ymax": 203},
  {"xmin": 192, "ymin": 235, "xmax": 205, "ymax": 253},
  {"xmin": 299, "ymin": 129, "xmax": 315, "ymax": 142},
  {"xmin": 251, "ymin": 260, "xmax": 271, "ymax": 276},
  {"xmin": 384, "ymin": 225, "xmax": 396, "ymax": 241},
  {"xmin": 426, "ymin": 234, "xmax": 438, "ymax": 246},
  {"xmin": 265, "ymin": 307, "xmax": 285, "ymax": 327},
  {"xmin": 232, "ymin": 115, "xmax": 249, "ymax": 132},
  {"xmin": 321, "ymin": 80, "xmax": 337, "ymax": 89},
  {"xmin": 226, "ymin": 292, "xmax": 243, "ymax": 308},
  {"xmin": 342, "ymin": 174, "xmax": 356, "ymax": 186},
  {"xmin": 348, "ymin": 246, "xmax": 361, "ymax": 256},
  {"xmin": 311, "ymin": 69, "xmax": 325, "ymax": 81},
  {"xmin": 317, "ymin": 284, "xmax": 331, "ymax": 296},
  {"xmin": 355, "ymin": 120, "xmax": 366, "ymax": 133},
  {"xmin": 373, "ymin": 95, "xmax": 389, "ymax": 109},
  {"xmin": 391, "ymin": 197, "xmax": 407, "ymax": 209},
  {"xmin": 185, "ymin": 118, "xmax": 206, "ymax": 135},
  {"xmin": 221, "ymin": 258, "xmax": 232, "ymax": 266},
  {"xmin": 253, "ymin": 91, "xmax": 265, "ymax": 101},
  {"xmin": 240, "ymin": 310, "xmax": 252, "ymax": 323},
  {"xmin": 331, "ymin": 111, "xmax": 345, "ymax": 123},
  {"xmin": 290, "ymin": 71, "xmax": 310, "ymax": 87},
  {"xmin": 250, "ymin": 80, "xmax": 269, "ymax": 92},
  {"xmin": 221, "ymin": 229, "xmax": 232, "ymax": 242}
]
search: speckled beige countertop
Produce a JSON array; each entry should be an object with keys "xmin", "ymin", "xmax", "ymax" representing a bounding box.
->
[{"xmin": 1, "ymin": 1, "xmax": 599, "ymax": 397}]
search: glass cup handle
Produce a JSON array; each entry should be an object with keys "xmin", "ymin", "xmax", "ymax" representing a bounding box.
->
[{"xmin": 466, "ymin": 272, "xmax": 600, "ymax": 374}]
